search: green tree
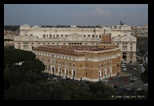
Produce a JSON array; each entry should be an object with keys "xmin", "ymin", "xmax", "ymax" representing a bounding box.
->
[
  {"xmin": 4, "ymin": 47, "xmax": 35, "ymax": 68},
  {"xmin": 19, "ymin": 59, "xmax": 45, "ymax": 74},
  {"xmin": 140, "ymin": 49, "xmax": 145, "ymax": 55},
  {"xmin": 141, "ymin": 64, "xmax": 148, "ymax": 83}
]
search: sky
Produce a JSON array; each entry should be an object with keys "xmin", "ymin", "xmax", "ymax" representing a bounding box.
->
[{"xmin": 4, "ymin": 4, "xmax": 148, "ymax": 26}]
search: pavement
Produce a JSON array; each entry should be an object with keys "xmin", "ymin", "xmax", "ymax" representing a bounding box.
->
[
  {"xmin": 106, "ymin": 63, "xmax": 147, "ymax": 90},
  {"xmin": 118, "ymin": 72, "xmax": 132, "ymax": 77}
]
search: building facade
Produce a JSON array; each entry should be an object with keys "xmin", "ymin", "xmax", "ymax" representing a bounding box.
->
[
  {"xmin": 112, "ymin": 35, "xmax": 137, "ymax": 63},
  {"xmin": 14, "ymin": 24, "xmax": 136, "ymax": 63},
  {"xmin": 33, "ymin": 41, "xmax": 121, "ymax": 82}
]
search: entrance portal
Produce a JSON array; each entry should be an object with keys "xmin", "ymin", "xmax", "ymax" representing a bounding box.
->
[
  {"xmin": 52, "ymin": 67, "xmax": 55, "ymax": 74},
  {"xmin": 123, "ymin": 52, "xmax": 127, "ymax": 61}
]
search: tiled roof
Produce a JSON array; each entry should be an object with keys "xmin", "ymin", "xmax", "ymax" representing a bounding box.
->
[{"xmin": 33, "ymin": 46, "xmax": 84, "ymax": 56}]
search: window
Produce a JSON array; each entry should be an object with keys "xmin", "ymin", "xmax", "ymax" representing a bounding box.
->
[
  {"xmin": 130, "ymin": 47, "xmax": 132, "ymax": 50},
  {"xmin": 66, "ymin": 69, "xmax": 68, "ymax": 75},
  {"xmin": 80, "ymin": 64, "xmax": 82, "ymax": 67},
  {"xmin": 43, "ymin": 34, "xmax": 45, "ymax": 38},
  {"xmin": 23, "ymin": 45, "xmax": 28, "ymax": 49},
  {"xmin": 99, "ymin": 35, "xmax": 101, "ymax": 38},
  {"xmin": 86, "ymin": 64, "xmax": 88, "ymax": 67},
  {"xmin": 73, "ymin": 64, "xmax": 75, "ymax": 67},
  {"xmin": 98, "ymin": 64, "xmax": 100, "ymax": 68},
  {"xmin": 86, "ymin": 73, "xmax": 87, "ymax": 76},
  {"xmin": 92, "ymin": 35, "xmax": 95, "ymax": 38},
  {"xmin": 88, "ymin": 35, "xmax": 90, "ymax": 37}
]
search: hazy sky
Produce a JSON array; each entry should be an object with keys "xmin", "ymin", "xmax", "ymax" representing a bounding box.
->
[{"xmin": 4, "ymin": 4, "xmax": 148, "ymax": 26}]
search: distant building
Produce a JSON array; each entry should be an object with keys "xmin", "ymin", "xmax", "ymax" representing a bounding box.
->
[
  {"xmin": 112, "ymin": 34, "xmax": 137, "ymax": 63},
  {"xmin": 14, "ymin": 24, "xmax": 136, "ymax": 63},
  {"xmin": 33, "ymin": 35, "xmax": 121, "ymax": 82},
  {"xmin": 137, "ymin": 36, "xmax": 148, "ymax": 52}
]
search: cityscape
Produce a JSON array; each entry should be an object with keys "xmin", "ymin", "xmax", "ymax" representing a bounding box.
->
[{"xmin": 4, "ymin": 4, "xmax": 148, "ymax": 100}]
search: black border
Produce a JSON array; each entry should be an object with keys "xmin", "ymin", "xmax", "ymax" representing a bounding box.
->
[{"xmin": 3, "ymin": 2, "xmax": 150, "ymax": 105}]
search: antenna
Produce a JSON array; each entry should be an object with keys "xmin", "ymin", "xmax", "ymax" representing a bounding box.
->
[{"xmin": 107, "ymin": 16, "xmax": 108, "ymax": 26}]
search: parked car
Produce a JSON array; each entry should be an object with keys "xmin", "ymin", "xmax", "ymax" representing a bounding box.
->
[
  {"xmin": 135, "ymin": 88, "xmax": 142, "ymax": 91},
  {"xmin": 142, "ymin": 83, "xmax": 148, "ymax": 87},
  {"xmin": 102, "ymin": 79, "xmax": 109, "ymax": 83},
  {"xmin": 122, "ymin": 65, "xmax": 126, "ymax": 68},
  {"xmin": 52, "ymin": 77, "xmax": 58, "ymax": 81},
  {"xmin": 129, "ymin": 76, "xmax": 138, "ymax": 81},
  {"xmin": 122, "ymin": 67, "xmax": 127, "ymax": 71},
  {"xmin": 133, "ymin": 68, "xmax": 137, "ymax": 70},
  {"xmin": 125, "ymin": 87, "xmax": 131, "ymax": 91}
]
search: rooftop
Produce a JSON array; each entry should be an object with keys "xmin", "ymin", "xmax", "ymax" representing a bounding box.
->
[{"xmin": 33, "ymin": 45, "xmax": 115, "ymax": 56}]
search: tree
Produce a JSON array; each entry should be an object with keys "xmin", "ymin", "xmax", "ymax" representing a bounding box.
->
[
  {"xmin": 140, "ymin": 49, "xmax": 145, "ymax": 55},
  {"xmin": 141, "ymin": 64, "xmax": 148, "ymax": 83},
  {"xmin": 4, "ymin": 25, "xmax": 19, "ymax": 31},
  {"xmin": 19, "ymin": 59, "xmax": 45, "ymax": 74},
  {"xmin": 4, "ymin": 47, "xmax": 36, "ymax": 68}
]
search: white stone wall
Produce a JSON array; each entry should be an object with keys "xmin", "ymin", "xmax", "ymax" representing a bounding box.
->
[
  {"xmin": 112, "ymin": 34, "xmax": 136, "ymax": 63},
  {"xmin": 15, "ymin": 24, "xmax": 135, "ymax": 63}
]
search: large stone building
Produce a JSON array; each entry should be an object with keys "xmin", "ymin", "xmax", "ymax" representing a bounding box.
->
[
  {"xmin": 33, "ymin": 35, "xmax": 121, "ymax": 82},
  {"xmin": 112, "ymin": 34, "xmax": 136, "ymax": 63},
  {"xmin": 14, "ymin": 24, "xmax": 136, "ymax": 63}
]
